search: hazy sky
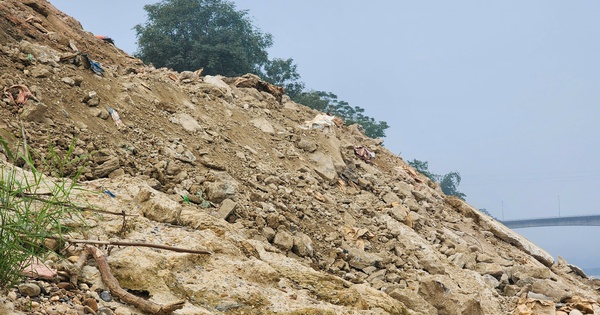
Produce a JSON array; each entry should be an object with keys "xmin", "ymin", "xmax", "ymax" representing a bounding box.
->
[{"xmin": 49, "ymin": 1, "xmax": 600, "ymax": 270}]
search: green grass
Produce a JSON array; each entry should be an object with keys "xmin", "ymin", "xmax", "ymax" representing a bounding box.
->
[{"xmin": 0, "ymin": 134, "xmax": 87, "ymax": 287}]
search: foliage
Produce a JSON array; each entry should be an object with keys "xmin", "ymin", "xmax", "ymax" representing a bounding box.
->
[
  {"xmin": 134, "ymin": 0, "xmax": 273, "ymax": 76},
  {"xmin": 439, "ymin": 171, "xmax": 466, "ymax": 200},
  {"xmin": 293, "ymin": 90, "xmax": 389, "ymax": 138},
  {"xmin": 261, "ymin": 58, "xmax": 305, "ymax": 100},
  {"xmin": 407, "ymin": 159, "xmax": 466, "ymax": 200},
  {"xmin": 134, "ymin": 0, "xmax": 389, "ymax": 139},
  {"xmin": 0, "ymin": 137, "xmax": 85, "ymax": 287},
  {"xmin": 407, "ymin": 159, "xmax": 438, "ymax": 182}
]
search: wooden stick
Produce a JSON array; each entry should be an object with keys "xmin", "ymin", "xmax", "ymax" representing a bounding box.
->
[
  {"xmin": 65, "ymin": 238, "xmax": 212, "ymax": 255},
  {"xmin": 85, "ymin": 245, "xmax": 185, "ymax": 314},
  {"xmin": 69, "ymin": 250, "xmax": 89, "ymax": 286}
]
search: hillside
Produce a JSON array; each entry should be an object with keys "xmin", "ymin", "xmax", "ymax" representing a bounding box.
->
[{"xmin": 1, "ymin": 1, "xmax": 600, "ymax": 314}]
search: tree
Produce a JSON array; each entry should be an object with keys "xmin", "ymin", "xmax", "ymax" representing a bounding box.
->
[
  {"xmin": 293, "ymin": 90, "xmax": 389, "ymax": 138},
  {"xmin": 134, "ymin": 0, "xmax": 273, "ymax": 76},
  {"xmin": 407, "ymin": 159, "xmax": 438, "ymax": 182},
  {"xmin": 407, "ymin": 159, "xmax": 467, "ymax": 200},
  {"xmin": 439, "ymin": 171, "xmax": 467, "ymax": 200},
  {"xmin": 261, "ymin": 58, "xmax": 305, "ymax": 100}
]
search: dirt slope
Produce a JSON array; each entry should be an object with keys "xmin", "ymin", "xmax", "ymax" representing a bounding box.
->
[{"xmin": 1, "ymin": 1, "xmax": 599, "ymax": 314}]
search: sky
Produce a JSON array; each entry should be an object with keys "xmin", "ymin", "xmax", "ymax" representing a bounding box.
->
[{"xmin": 49, "ymin": 0, "xmax": 600, "ymax": 270}]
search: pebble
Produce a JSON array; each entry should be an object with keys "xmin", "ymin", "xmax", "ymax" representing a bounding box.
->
[
  {"xmin": 18, "ymin": 283, "xmax": 41, "ymax": 297},
  {"xmin": 114, "ymin": 307, "xmax": 132, "ymax": 315},
  {"xmin": 96, "ymin": 307, "xmax": 115, "ymax": 315},
  {"xmin": 99, "ymin": 291, "xmax": 112, "ymax": 302},
  {"xmin": 83, "ymin": 297, "xmax": 98, "ymax": 311},
  {"xmin": 8, "ymin": 290, "xmax": 17, "ymax": 301}
]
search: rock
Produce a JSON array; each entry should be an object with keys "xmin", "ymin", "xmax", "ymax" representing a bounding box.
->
[
  {"xmin": 203, "ymin": 75, "xmax": 233, "ymax": 99},
  {"xmin": 165, "ymin": 160, "xmax": 181, "ymax": 175},
  {"xmin": 170, "ymin": 112, "xmax": 202, "ymax": 132},
  {"xmin": 99, "ymin": 291, "xmax": 112, "ymax": 302},
  {"xmin": 569, "ymin": 309, "xmax": 583, "ymax": 315},
  {"xmin": 113, "ymin": 307, "xmax": 132, "ymax": 315},
  {"xmin": 476, "ymin": 253, "xmax": 495, "ymax": 263},
  {"xmin": 61, "ymin": 77, "xmax": 75, "ymax": 86},
  {"xmin": 527, "ymin": 291, "xmax": 552, "ymax": 301},
  {"xmin": 412, "ymin": 190, "xmax": 428, "ymax": 202},
  {"xmin": 93, "ymin": 157, "xmax": 120, "ymax": 178},
  {"xmin": 31, "ymin": 65, "xmax": 52, "ymax": 78},
  {"xmin": 296, "ymin": 139, "xmax": 318, "ymax": 152},
  {"xmin": 250, "ymin": 117, "xmax": 274, "ymax": 133},
  {"xmin": 83, "ymin": 91, "xmax": 100, "ymax": 107},
  {"xmin": 141, "ymin": 193, "xmax": 182, "ymax": 224},
  {"xmin": 216, "ymin": 198, "xmax": 237, "ymax": 220},
  {"xmin": 389, "ymin": 288, "xmax": 438, "ymax": 314},
  {"xmin": 388, "ymin": 204, "xmax": 409, "ymax": 222},
  {"xmin": 273, "ymin": 230, "xmax": 294, "ymax": 251},
  {"xmin": 205, "ymin": 172, "xmax": 239, "ymax": 203},
  {"xmin": 341, "ymin": 243, "xmax": 383, "ymax": 271},
  {"xmin": 97, "ymin": 307, "xmax": 114, "ymax": 315},
  {"xmin": 19, "ymin": 101, "xmax": 48, "ymax": 122},
  {"xmin": 482, "ymin": 274, "xmax": 500, "ymax": 288},
  {"xmin": 179, "ymin": 71, "xmax": 199, "ymax": 82},
  {"xmin": 308, "ymin": 151, "xmax": 337, "ymax": 184},
  {"xmin": 81, "ymin": 265, "xmax": 101, "ymax": 285},
  {"xmin": 83, "ymin": 298, "xmax": 99, "ymax": 311},
  {"xmin": 292, "ymin": 232, "xmax": 314, "ymax": 257},
  {"xmin": 18, "ymin": 283, "xmax": 41, "ymax": 297},
  {"xmin": 419, "ymin": 276, "xmax": 485, "ymax": 315}
]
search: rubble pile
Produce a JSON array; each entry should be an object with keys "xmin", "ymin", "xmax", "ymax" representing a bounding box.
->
[{"xmin": 1, "ymin": 1, "xmax": 599, "ymax": 314}]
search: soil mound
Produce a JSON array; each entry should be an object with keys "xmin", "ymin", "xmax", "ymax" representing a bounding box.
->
[{"xmin": 1, "ymin": 1, "xmax": 599, "ymax": 314}]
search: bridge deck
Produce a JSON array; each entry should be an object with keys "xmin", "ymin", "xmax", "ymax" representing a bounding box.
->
[{"xmin": 501, "ymin": 215, "xmax": 600, "ymax": 229}]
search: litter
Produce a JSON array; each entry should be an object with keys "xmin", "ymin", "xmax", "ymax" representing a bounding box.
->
[
  {"xmin": 104, "ymin": 190, "xmax": 116, "ymax": 198},
  {"xmin": 3, "ymin": 84, "xmax": 33, "ymax": 105},
  {"xmin": 107, "ymin": 107, "xmax": 124, "ymax": 129},
  {"xmin": 95, "ymin": 35, "xmax": 115, "ymax": 45},
  {"xmin": 80, "ymin": 53, "xmax": 104, "ymax": 76},
  {"xmin": 353, "ymin": 145, "xmax": 375, "ymax": 163},
  {"xmin": 301, "ymin": 113, "xmax": 336, "ymax": 130}
]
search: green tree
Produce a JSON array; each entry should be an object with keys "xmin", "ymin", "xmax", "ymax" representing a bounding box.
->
[
  {"xmin": 293, "ymin": 90, "xmax": 389, "ymax": 138},
  {"xmin": 439, "ymin": 171, "xmax": 467, "ymax": 200},
  {"xmin": 407, "ymin": 159, "xmax": 466, "ymax": 200},
  {"xmin": 407, "ymin": 159, "xmax": 439, "ymax": 182},
  {"xmin": 134, "ymin": 0, "xmax": 273, "ymax": 76},
  {"xmin": 261, "ymin": 58, "xmax": 305, "ymax": 100}
]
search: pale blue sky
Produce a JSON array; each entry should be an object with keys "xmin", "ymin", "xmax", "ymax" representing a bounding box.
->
[{"xmin": 50, "ymin": 0, "xmax": 600, "ymax": 269}]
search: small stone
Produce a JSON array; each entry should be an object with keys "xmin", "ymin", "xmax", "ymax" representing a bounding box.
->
[
  {"xmin": 61, "ymin": 77, "xmax": 75, "ymax": 86},
  {"xmin": 18, "ymin": 283, "xmax": 41, "ymax": 297},
  {"xmin": 97, "ymin": 307, "xmax": 114, "ymax": 315},
  {"xmin": 83, "ymin": 297, "xmax": 99, "ymax": 311},
  {"xmin": 8, "ymin": 290, "xmax": 17, "ymax": 300},
  {"xmin": 217, "ymin": 198, "xmax": 237, "ymax": 220},
  {"xmin": 273, "ymin": 230, "xmax": 294, "ymax": 251},
  {"xmin": 114, "ymin": 307, "xmax": 132, "ymax": 315},
  {"xmin": 67, "ymin": 255, "xmax": 80, "ymax": 263},
  {"xmin": 99, "ymin": 290, "xmax": 112, "ymax": 302}
]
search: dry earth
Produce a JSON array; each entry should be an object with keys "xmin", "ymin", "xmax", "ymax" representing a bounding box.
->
[{"xmin": 1, "ymin": 1, "xmax": 600, "ymax": 314}]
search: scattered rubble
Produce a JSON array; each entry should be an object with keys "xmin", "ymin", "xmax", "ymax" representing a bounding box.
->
[{"xmin": 0, "ymin": 0, "xmax": 599, "ymax": 314}]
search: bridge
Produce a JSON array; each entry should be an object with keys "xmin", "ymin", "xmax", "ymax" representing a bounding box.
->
[{"xmin": 501, "ymin": 215, "xmax": 600, "ymax": 229}]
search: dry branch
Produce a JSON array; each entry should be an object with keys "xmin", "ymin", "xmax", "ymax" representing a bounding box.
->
[
  {"xmin": 66, "ymin": 238, "xmax": 212, "ymax": 255},
  {"xmin": 85, "ymin": 245, "xmax": 185, "ymax": 314}
]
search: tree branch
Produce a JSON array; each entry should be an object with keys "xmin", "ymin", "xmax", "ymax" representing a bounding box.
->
[
  {"xmin": 85, "ymin": 245, "xmax": 185, "ymax": 314},
  {"xmin": 65, "ymin": 238, "xmax": 212, "ymax": 255}
]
